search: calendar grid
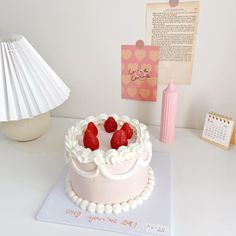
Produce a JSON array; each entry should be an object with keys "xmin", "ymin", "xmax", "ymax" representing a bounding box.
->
[{"xmin": 202, "ymin": 112, "xmax": 235, "ymax": 149}]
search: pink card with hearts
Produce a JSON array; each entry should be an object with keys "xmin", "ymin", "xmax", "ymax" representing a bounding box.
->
[{"xmin": 121, "ymin": 40, "xmax": 160, "ymax": 101}]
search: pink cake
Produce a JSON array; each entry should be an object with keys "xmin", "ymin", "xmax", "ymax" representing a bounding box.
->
[{"xmin": 65, "ymin": 114, "xmax": 155, "ymax": 214}]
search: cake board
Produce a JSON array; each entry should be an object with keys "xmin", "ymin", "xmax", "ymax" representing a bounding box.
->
[{"xmin": 36, "ymin": 151, "xmax": 172, "ymax": 236}]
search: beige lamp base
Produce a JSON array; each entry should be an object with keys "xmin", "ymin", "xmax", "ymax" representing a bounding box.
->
[{"xmin": 0, "ymin": 112, "xmax": 50, "ymax": 141}]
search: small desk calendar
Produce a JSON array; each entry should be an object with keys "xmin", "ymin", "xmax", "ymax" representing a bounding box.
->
[{"xmin": 202, "ymin": 112, "xmax": 235, "ymax": 150}]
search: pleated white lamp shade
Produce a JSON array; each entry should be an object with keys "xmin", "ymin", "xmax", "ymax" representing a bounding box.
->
[{"xmin": 0, "ymin": 35, "xmax": 70, "ymax": 122}]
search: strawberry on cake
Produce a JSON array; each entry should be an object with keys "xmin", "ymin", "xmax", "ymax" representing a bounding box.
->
[{"xmin": 65, "ymin": 114, "xmax": 155, "ymax": 214}]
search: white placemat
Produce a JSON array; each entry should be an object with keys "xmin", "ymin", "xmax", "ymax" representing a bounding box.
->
[{"xmin": 36, "ymin": 151, "xmax": 171, "ymax": 236}]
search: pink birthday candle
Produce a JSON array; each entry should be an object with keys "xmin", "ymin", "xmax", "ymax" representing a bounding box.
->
[{"xmin": 160, "ymin": 81, "xmax": 178, "ymax": 143}]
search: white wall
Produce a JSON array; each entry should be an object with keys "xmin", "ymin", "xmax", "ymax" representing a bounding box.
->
[{"xmin": 1, "ymin": 0, "xmax": 236, "ymax": 128}]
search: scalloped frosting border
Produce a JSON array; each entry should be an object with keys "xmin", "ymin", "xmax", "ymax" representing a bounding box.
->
[
  {"xmin": 66, "ymin": 167, "xmax": 155, "ymax": 214},
  {"xmin": 65, "ymin": 114, "xmax": 152, "ymax": 166}
]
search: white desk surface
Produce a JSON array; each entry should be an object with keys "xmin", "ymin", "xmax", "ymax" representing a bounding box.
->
[{"xmin": 0, "ymin": 117, "xmax": 235, "ymax": 236}]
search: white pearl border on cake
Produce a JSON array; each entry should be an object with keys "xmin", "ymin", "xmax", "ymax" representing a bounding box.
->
[
  {"xmin": 65, "ymin": 114, "xmax": 152, "ymax": 166},
  {"xmin": 65, "ymin": 167, "xmax": 155, "ymax": 214}
]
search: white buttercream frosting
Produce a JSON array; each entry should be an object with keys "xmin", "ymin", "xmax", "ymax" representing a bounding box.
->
[
  {"xmin": 104, "ymin": 204, "xmax": 113, "ymax": 214},
  {"xmin": 65, "ymin": 114, "xmax": 152, "ymax": 165},
  {"xmin": 121, "ymin": 202, "xmax": 130, "ymax": 212},
  {"xmin": 65, "ymin": 114, "xmax": 152, "ymax": 181},
  {"xmin": 88, "ymin": 202, "xmax": 96, "ymax": 213},
  {"xmin": 66, "ymin": 167, "xmax": 155, "ymax": 214}
]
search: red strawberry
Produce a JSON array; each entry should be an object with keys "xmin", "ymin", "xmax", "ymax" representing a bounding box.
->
[
  {"xmin": 104, "ymin": 116, "xmax": 118, "ymax": 133},
  {"xmin": 110, "ymin": 130, "xmax": 128, "ymax": 149},
  {"xmin": 86, "ymin": 122, "xmax": 98, "ymax": 136},
  {"xmin": 121, "ymin": 122, "xmax": 133, "ymax": 139},
  {"xmin": 83, "ymin": 130, "xmax": 99, "ymax": 151}
]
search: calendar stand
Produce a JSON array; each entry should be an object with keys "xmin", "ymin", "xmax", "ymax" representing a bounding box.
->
[
  {"xmin": 202, "ymin": 112, "xmax": 235, "ymax": 150},
  {"xmin": 231, "ymin": 126, "xmax": 235, "ymax": 145}
]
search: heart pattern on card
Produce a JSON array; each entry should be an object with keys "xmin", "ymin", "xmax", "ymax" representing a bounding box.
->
[
  {"xmin": 127, "ymin": 87, "xmax": 137, "ymax": 97},
  {"xmin": 122, "ymin": 49, "xmax": 132, "ymax": 60},
  {"xmin": 140, "ymin": 88, "xmax": 151, "ymax": 98},
  {"xmin": 135, "ymin": 79, "xmax": 145, "ymax": 86},
  {"xmin": 135, "ymin": 49, "xmax": 146, "ymax": 61},
  {"xmin": 121, "ymin": 43, "xmax": 160, "ymax": 101},
  {"xmin": 147, "ymin": 77, "xmax": 157, "ymax": 87},
  {"xmin": 122, "ymin": 76, "xmax": 130, "ymax": 85},
  {"xmin": 149, "ymin": 50, "xmax": 159, "ymax": 62}
]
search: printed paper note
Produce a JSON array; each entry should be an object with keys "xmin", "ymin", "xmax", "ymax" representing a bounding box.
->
[{"xmin": 146, "ymin": 1, "xmax": 200, "ymax": 84}]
